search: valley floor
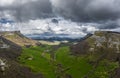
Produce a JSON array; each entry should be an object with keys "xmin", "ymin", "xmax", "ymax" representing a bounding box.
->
[{"xmin": 18, "ymin": 45, "xmax": 119, "ymax": 78}]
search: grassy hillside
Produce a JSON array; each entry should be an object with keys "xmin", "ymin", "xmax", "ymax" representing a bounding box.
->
[
  {"xmin": 0, "ymin": 31, "xmax": 38, "ymax": 46},
  {"xmin": 0, "ymin": 31, "xmax": 42, "ymax": 78},
  {"xmin": 19, "ymin": 46, "xmax": 92, "ymax": 78},
  {"xmin": 18, "ymin": 31, "xmax": 120, "ymax": 78},
  {"xmin": 0, "ymin": 31, "xmax": 119, "ymax": 78},
  {"xmin": 18, "ymin": 45, "xmax": 119, "ymax": 78}
]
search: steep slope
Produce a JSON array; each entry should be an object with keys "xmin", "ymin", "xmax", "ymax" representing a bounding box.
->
[
  {"xmin": 0, "ymin": 31, "xmax": 39, "ymax": 46},
  {"xmin": 0, "ymin": 31, "xmax": 43, "ymax": 78},
  {"xmin": 87, "ymin": 31, "xmax": 120, "ymax": 60},
  {"xmin": 71, "ymin": 31, "xmax": 120, "ymax": 57},
  {"xmin": 0, "ymin": 35, "xmax": 21, "ymax": 60},
  {"xmin": 70, "ymin": 31, "xmax": 120, "ymax": 78}
]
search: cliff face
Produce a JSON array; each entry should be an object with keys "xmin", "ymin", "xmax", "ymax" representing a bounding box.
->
[{"xmin": 89, "ymin": 31, "xmax": 120, "ymax": 54}]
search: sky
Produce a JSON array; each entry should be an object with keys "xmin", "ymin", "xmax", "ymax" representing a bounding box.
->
[{"xmin": 0, "ymin": 0, "xmax": 120, "ymax": 38}]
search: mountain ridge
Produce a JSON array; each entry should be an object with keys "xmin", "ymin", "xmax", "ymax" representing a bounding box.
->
[
  {"xmin": 0, "ymin": 31, "xmax": 40, "ymax": 46},
  {"xmin": 70, "ymin": 31, "xmax": 120, "ymax": 78},
  {"xmin": 0, "ymin": 31, "xmax": 43, "ymax": 78}
]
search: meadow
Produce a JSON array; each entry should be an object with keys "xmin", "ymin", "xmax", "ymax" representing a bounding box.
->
[{"xmin": 19, "ymin": 45, "xmax": 119, "ymax": 78}]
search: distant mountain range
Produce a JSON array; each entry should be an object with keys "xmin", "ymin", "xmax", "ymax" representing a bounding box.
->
[{"xmin": 26, "ymin": 33, "xmax": 82, "ymax": 41}]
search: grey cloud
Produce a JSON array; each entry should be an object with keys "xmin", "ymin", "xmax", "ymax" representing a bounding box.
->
[
  {"xmin": 50, "ymin": 0, "xmax": 120, "ymax": 30},
  {"xmin": 98, "ymin": 21, "xmax": 120, "ymax": 29},
  {"xmin": 51, "ymin": 0, "xmax": 120, "ymax": 22},
  {"xmin": 0, "ymin": 0, "xmax": 53, "ymax": 22},
  {"xmin": 1, "ymin": 0, "xmax": 120, "ymax": 22},
  {"xmin": 0, "ymin": 0, "xmax": 120, "ymax": 30}
]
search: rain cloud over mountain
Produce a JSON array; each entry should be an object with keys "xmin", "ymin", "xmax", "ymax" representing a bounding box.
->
[{"xmin": 0, "ymin": 0, "xmax": 120, "ymax": 38}]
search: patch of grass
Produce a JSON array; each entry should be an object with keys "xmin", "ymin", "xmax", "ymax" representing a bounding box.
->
[
  {"xmin": 19, "ymin": 45, "xmax": 119, "ymax": 78},
  {"xmin": 19, "ymin": 46, "xmax": 56, "ymax": 78},
  {"xmin": 55, "ymin": 46, "xmax": 93, "ymax": 78},
  {"xmin": 19, "ymin": 46, "xmax": 93, "ymax": 78},
  {"xmin": 88, "ymin": 60, "xmax": 119, "ymax": 78}
]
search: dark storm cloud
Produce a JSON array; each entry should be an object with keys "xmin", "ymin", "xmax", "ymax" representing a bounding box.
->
[
  {"xmin": 0, "ymin": 0, "xmax": 53, "ymax": 21},
  {"xmin": 50, "ymin": 0, "xmax": 120, "ymax": 30},
  {"xmin": 51, "ymin": 0, "xmax": 120, "ymax": 22},
  {"xmin": 98, "ymin": 21, "xmax": 120, "ymax": 29},
  {"xmin": 0, "ymin": 0, "xmax": 120, "ymax": 30}
]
